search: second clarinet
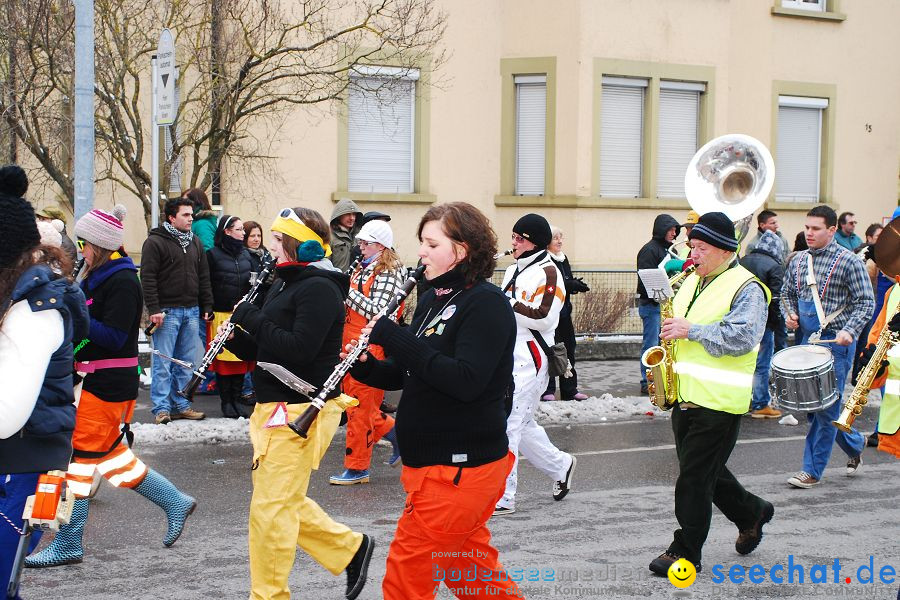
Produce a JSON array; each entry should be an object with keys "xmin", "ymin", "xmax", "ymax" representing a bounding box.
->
[
  {"xmin": 177, "ymin": 256, "xmax": 276, "ymax": 399},
  {"xmin": 289, "ymin": 265, "xmax": 425, "ymax": 438}
]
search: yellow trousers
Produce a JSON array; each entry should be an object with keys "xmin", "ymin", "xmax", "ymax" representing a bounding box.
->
[{"xmin": 248, "ymin": 397, "xmax": 363, "ymax": 600}]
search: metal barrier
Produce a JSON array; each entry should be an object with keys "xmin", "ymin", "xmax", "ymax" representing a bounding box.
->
[{"xmin": 401, "ymin": 269, "xmax": 642, "ymax": 335}]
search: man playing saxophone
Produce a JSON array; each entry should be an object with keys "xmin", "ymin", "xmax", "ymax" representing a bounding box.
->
[{"xmin": 649, "ymin": 212, "xmax": 774, "ymax": 577}]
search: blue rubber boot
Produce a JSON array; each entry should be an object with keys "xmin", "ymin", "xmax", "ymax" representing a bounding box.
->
[
  {"xmin": 24, "ymin": 499, "xmax": 89, "ymax": 568},
  {"xmin": 133, "ymin": 469, "xmax": 196, "ymax": 547},
  {"xmin": 329, "ymin": 469, "xmax": 371, "ymax": 485},
  {"xmin": 382, "ymin": 427, "xmax": 401, "ymax": 467}
]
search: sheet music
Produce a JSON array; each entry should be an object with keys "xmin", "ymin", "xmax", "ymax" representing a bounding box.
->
[{"xmin": 638, "ymin": 268, "xmax": 674, "ymax": 303}]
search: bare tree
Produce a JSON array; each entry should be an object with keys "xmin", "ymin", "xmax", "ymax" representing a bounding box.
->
[{"xmin": 0, "ymin": 0, "xmax": 446, "ymax": 225}]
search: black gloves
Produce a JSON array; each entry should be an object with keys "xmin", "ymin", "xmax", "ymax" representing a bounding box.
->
[
  {"xmin": 565, "ymin": 277, "xmax": 590, "ymax": 294},
  {"xmin": 859, "ymin": 343, "xmax": 889, "ymax": 378},
  {"xmin": 888, "ymin": 311, "xmax": 900, "ymax": 334}
]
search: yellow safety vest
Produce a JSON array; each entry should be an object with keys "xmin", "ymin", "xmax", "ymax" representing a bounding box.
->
[
  {"xmin": 672, "ymin": 264, "xmax": 771, "ymax": 414},
  {"xmin": 879, "ymin": 284, "xmax": 900, "ymax": 435}
]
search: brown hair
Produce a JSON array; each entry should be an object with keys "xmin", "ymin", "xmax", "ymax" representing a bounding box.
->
[
  {"xmin": 278, "ymin": 207, "xmax": 331, "ymax": 262},
  {"xmin": 372, "ymin": 247, "xmax": 402, "ymax": 277},
  {"xmin": 82, "ymin": 242, "xmax": 115, "ymax": 279},
  {"xmin": 0, "ymin": 245, "xmax": 72, "ymax": 325},
  {"xmin": 416, "ymin": 202, "xmax": 498, "ymax": 285},
  {"xmin": 243, "ymin": 221, "xmax": 263, "ymax": 248},
  {"xmin": 182, "ymin": 188, "xmax": 211, "ymax": 211}
]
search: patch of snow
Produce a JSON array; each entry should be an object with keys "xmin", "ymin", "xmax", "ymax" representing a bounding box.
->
[
  {"xmin": 130, "ymin": 418, "xmax": 250, "ymax": 445},
  {"xmin": 535, "ymin": 393, "xmax": 665, "ymax": 425}
]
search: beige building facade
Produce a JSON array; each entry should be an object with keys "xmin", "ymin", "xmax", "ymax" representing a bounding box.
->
[{"xmin": 72, "ymin": 0, "xmax": 900, "ymax": 267}]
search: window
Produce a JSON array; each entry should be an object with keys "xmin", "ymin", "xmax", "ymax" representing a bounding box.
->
[
  {"xmin": 599, "ymin": 77, "xmax": 646, "ymax": 198},
  {"xmin": 657, "ymin": 81, "xmax": 704, "ymax": 199},
  {"xmin": 782, "ymin": 0, "xmax": 825, "ymax": 11},
  {"xmin": 514, "ymin": 75, "xmax": 546, "ymax": 196},
  {"xmin": 347, "ymin": 66, "xmax": 419, "ymax": 194},
  {"xmin": 776, "ymin": 95, "xmax": 827, "ymax": 202}
]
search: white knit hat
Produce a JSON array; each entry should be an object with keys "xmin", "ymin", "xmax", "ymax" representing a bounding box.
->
[
  {"xmin": 36, "ymin": 219, "xmax": 64, "ymax": 248},
  {"xmin": 74, "ymin": 204, "xmax": 126, "ymax": 250},
  {"xmin": 356, "ymin": 219, "xmax": 393, "ymax": 249}
]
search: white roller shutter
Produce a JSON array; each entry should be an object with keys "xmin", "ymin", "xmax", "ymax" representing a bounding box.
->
[
  {"xmin": 657, "ymin": 88, "xmax": 700, "ymax": 199},
  {"xmin": 348, "ymin": 75, "xmax": 415, "ymax": 193},
  {"xmin": 515, "ymin": 76, "xmax": 547, "ymax": 196},
  {"xmin": 776, "ymin": 101, "xmax": 824, "ymax": 202},
  {"xmin": 599, "ymin": 79, "xmax": 646, "ymax": 197}
]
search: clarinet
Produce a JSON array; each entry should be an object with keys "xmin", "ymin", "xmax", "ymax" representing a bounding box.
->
[
  {"xmin": 72, "ymin": 257, "xmax": 85, "ymax": 279},
  {"xmin": 176, "ymin": 257, "xmax": 277, "ymax": 399},
  {"xmin": 289, "ymin": 265, "xmax": 425, "ymax": 438}
]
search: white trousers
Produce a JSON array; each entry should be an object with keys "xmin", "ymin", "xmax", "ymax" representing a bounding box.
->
[{"xmin": 497, "ymin": 364, "xmax": 572, "ymax": 509}]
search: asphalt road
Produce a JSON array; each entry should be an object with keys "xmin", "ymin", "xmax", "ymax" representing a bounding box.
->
[{"xmin": 21, "ymin": 361, "xmax": 900, "ymax": 599}]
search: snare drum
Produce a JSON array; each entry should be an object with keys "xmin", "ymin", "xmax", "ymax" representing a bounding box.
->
[{"xmin": 770, "ymin": 345, "xmax": 838, "ymax": 412}]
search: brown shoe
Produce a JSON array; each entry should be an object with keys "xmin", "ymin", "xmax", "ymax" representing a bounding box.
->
[
  {"xmin": 155, "ymin": 411, "xmax": 171, "ymax": 425},
  {"xmin": 736, "ymin": 502, "xmax": 774, "ymax": 555},
  {"xmin": 172, "ymin": 408, "xmax": 205, "ymax": 420},
  {"xmin": 787, "ymin": 471, "xmax": 819, "ymax": 488},
  {"xmin": 751, "ymin": 405, "xmax": 782, "ymax": 419}
]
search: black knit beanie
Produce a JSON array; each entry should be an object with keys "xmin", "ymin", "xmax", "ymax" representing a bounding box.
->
[
  {"xmin": 687, "ymin": 211, "xmax": 738, "ymax": 252},
  {"xmin": 513, "ymin": 213, "xmax": 552, "ymax": 249},
  {"xmin": 0, "ymin": 195, "xmax": 41, "ymax": 269}
]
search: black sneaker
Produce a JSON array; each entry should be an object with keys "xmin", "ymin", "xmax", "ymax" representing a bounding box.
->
[
  {"xmin": 735, "ymin": 501, "xmax": 774, "ymax": 555},
  {"xmin": 345, "ymin": 534, "xmax": 374, "ymax": 600},
  {"xmin": 649, "ymin": 551, "xmax": 701, "ymax": 576},
  {"xmin": 552, "ymin": 455, "xmax": 577, "ymax": 501},
  {"xmin": 867, "ymin": 432, "xmax": 879, "ymax": 448}
]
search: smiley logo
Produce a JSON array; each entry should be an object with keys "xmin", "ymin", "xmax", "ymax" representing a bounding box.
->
[{"xmin": 667, "ymin": 558, "xmax": 696, "ymax": 588}]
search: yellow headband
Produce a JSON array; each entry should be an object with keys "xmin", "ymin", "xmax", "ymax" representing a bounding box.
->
[{"xmin": 271, "ymin": 216, "xmax": 332, "ymax": 257}]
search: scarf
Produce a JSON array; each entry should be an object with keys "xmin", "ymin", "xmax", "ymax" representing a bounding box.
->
[{"xmin": 164, "ymin": 222, "xmax": 194, "ymax": 250}]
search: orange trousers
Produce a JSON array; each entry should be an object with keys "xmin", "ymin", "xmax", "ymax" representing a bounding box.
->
[
  {"xmin": 66, "ymin": 391, "xmax": 148, "ymax": 498},
  {"xmin": 343, "ymin": 343, "xmax": 395, "ymax": 470},
  {"xmin": 382, "ymin": 452, "xmax": 525, "ymax": 600}
]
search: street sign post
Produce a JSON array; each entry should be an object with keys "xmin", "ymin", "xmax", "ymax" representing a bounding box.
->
[{"xmin": 151, "ymin": 29, "xmax": 176, "ymax": 228}]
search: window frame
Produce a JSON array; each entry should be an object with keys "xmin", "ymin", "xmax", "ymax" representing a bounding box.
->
[
  {"xmin": 334, "ymin": 57, "xmax": 434, "ymax": 206},
  {"xmin": 590, "ymin": 59, "xmax": 715, "ymax": 209},
  {"xmin": 767, "ymin": 81, "xmax": 836, "ymax": 210},
  {"xmin": 771, "ymin": 0, "xmax": 845, "ymax": 22},
  {"xmin": 498, "ymin": 57, "xmax": 557, "ymax": 200},
  {"xmin": 514, "ymin": 74, "xmax": 548, "ymax": 196}
]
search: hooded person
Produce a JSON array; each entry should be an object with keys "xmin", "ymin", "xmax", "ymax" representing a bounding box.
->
[
  {"xmin": 636, "ymin": 214, "xmax": 681, "ymax": 393},
  {"xmin": 0, "ymin": 166, "xmax": 89, "ymax": 595},
  {"xmin": 740, "ymin": 230, "xmax": 785, "ymax": 419},
  {"xmin": 222, "ymin": 206, "xmax": 374, "ymax": 599},
  {"xmin": 25, "ymin": 205, "xmax": 198, "ymax": 570},
  {"xmin": 329, "ymin": 198, "xmax": 364, "ymax": 273},
  {"xmin": 206, "ymin": 215, "xmax": 256, "ymax": 418}
]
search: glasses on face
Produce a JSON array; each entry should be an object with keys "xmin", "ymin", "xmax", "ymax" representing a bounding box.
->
[
  {"xmin": 511, "ymin": 233, "xmax": 526, "ymax": 243},
  {"xmin": 76, "ymin": 239, "xmax": 85, "ymax": 250},
  {"xmin": 357, "ymin": 240, "xmax": 370, "ymax": 248},
  {"xmin": 848, "ymin": 221, "xmax": 858, "ymax": 226}
]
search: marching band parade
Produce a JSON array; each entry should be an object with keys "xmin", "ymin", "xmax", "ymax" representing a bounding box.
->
[{"xmin": 2, "ymin": 2, "xmax": 900, "ymax": 600}]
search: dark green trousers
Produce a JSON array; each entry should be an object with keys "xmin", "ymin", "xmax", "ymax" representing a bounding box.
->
[{"xmin": 667, "ymin": 404, "xmax": 767, "ymax": 564}]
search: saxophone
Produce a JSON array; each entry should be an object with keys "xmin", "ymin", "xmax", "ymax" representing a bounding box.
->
[
  {"xmin": 833, "ymin": 303, "xmax": 900, "ymax": 432},
  {"xmin": 641, "ymin": 266, "xmax": 696, "ymax": 411}
]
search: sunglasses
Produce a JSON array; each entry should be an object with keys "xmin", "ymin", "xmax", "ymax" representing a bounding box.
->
[
  {"xmin": 279, "ymin": 207, "xmax": 304, "ymax": 225},
  {"xmin": 511, "ymin": 233, "xmax": 526, "ymax": 243},
  {"xmin": 76, "ymin": 239, "xmax": 85, "ymax": 250}
]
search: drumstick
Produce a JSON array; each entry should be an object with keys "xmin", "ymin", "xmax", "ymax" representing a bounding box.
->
[{"xmin": 809, "ymin": 338, "xmax": 837, "ymax": 345}]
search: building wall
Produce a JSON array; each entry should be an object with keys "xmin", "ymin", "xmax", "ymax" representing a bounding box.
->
[{"xmin": 47, "ymin": 0, "xmax": 900, "ymax": 268}]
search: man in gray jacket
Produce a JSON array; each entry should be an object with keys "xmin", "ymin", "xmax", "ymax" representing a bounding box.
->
[{"xmin": 330, "ymin": 198, "xmax": 363, "ymax": 272}]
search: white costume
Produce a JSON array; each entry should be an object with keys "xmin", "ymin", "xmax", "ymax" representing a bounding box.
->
[{"xmin": 498, "ymin": 250, "xmax": 573, "ymax": 510}]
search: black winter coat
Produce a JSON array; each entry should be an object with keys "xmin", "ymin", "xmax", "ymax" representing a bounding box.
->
[
  {"xmin": 207, "ymin": 246, "xmax": 254, "ymax": 312},
  {"xmin": 740, "ymin": 247, "xmax": 784, "ymax": 331},
  {"xmin": 636, "ymin": 214, "xmax": 680, "ymax": 304},
  {"xmin": 139, "ymin": 227, "xmax": 213, "ymax": 315},
  {"xmin": 226, "ymin": 263, "xmax": 350, "ymax": 404}
]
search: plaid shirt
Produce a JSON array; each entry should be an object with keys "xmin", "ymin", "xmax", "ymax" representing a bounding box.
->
[
  {"xmin": 784, "ymin": 240, "xmax": 874, "ymax": 339},
  {"xmin": 345, "ymin": 262, "xmax": 404, "ymax": 320}
]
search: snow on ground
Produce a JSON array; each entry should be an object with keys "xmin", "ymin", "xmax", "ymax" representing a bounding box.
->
[
  {"xmin": 536, "ymin": 393, "xmax": 665, "ymax": 425},
  {"xmin": 131, "ymin": 418, "xmax": 250, "ymax": 445}
]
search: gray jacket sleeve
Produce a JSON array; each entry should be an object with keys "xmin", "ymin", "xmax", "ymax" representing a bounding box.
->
[{"xmin": 686, "ymin": 282, "xmax": 767, "ymax": 357}]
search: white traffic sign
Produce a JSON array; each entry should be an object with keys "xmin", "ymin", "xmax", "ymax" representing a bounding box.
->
[{"xmin": 156, "ymin": 29, "xmax": 176, "ymax": 125}]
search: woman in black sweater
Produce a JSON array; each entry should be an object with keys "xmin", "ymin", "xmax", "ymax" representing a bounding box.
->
[
  {"xmin": 26, "ymin": 205, "xmax": 196, "ymax": 569},
  {"xmin": 223, "ymin": 207, "xmax": 372, "ymax": 600},
  {"xmin": 350, "ymin": 202, "xmax": 524, "ymax": 599}
]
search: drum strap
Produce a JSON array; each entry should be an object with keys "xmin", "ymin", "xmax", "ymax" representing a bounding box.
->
[{"xmin": 804, "ymin": 252, "xmax": 846, "ymax": 334}]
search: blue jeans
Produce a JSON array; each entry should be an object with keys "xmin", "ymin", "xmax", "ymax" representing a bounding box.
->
[
  {"xmin": 797, "ymin": 299, "xmax": 865, "ymax": 478},
  {"xmin": 639, "ymin": 302, "xmax": 661, "ymax": 385},
  {"xmin": 0, "ymin": 473, "xmax": 44, "ymax": 598},
  {"xmin": 242, "ymin": 371, "xmax": 255, "ymax": 397},
  {"xmin": 751, "ymin": 328, "xmax": 775, "ymax": 411},
  {"xmin": 150, "ymin": 306, "xmax": 201, "ymax": 415}
]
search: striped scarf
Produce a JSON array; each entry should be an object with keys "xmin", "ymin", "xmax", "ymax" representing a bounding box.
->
[{"xmin": 163, "ymin": 222, "xmax": 194, "ymax": 250}]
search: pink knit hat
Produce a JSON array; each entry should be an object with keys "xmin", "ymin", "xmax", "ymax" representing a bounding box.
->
[{"xmin": 74, "ymin": 204, "xmax": 126, "ymax": 250}]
